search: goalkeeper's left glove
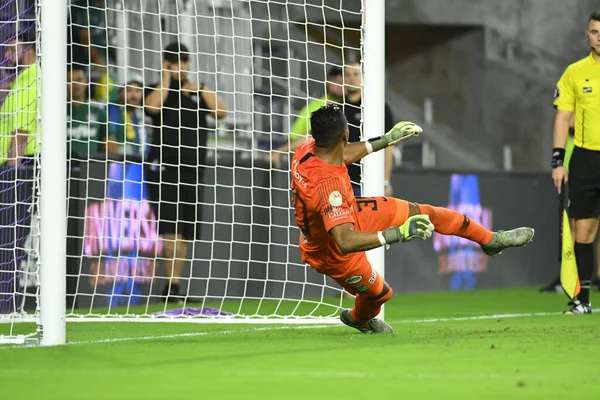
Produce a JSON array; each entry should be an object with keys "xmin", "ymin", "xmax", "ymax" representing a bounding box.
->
[
  {"xmin": 367, "ymin": 121, "xmax": 423, "ymax": 153},
  {"xmin": 379, "ymin": 214, "xmax": 435, "ymax": 245}
]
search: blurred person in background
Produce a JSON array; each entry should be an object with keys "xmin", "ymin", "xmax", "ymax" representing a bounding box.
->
[
  {"xmin": 343, "ymin": 61, "xmax": 396, "ymax": 197},
  {"xmin": 551, "ymin": 11, "xmax": 600, "ymax": 314},
  {"xmin": 107, "ymin": 73, "xmax": 147, "ymax": 158},
  {"xmin": 69, "ymin": 0, "xmax": 116, "ymax": 103},
  {"xmin": 66, "ymin": 66, "xmax": 108, "ymax": 157},
  {"xmin": 0, "ymin": 34, "xmax": 18, "ymax": 105},
  {"xmin": 270, "ymin": 66, "xmax": 345, "ymax": 169},
  {"xmin": 0, "ymin": 30, "xmax": 37, "ymax": 312},
  {"xmin": 144, "ymin": 42, "xmax": 227, "ymax": 303},
  {"xmin": 0, "ymin": 30, "xmax": 37, "ymax": 166}
]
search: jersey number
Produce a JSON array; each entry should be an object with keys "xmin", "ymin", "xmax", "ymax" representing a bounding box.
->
[
  {"xmin": 291, "ymin": 182, "xmax": 310, "ymax": 236},
  {"xmin": 356, "ymin": 198, "xmax": 378, "ymax": 212}
]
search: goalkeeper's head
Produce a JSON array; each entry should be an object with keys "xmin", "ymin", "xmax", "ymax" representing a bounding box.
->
[{"xmin": 310, "ymin": 104, "xmax": 349, "ymax": 149}]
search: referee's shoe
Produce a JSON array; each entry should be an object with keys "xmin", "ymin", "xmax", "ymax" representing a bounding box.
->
[{"xmin": 564, "ymin": 299, "xmax": 592, "ymax": 315}]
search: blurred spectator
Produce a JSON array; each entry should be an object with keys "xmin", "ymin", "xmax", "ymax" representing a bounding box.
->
[
  {"xmin": 69, "ymin": 0, "xmax": 116, "ymax": 102},
  {"xmin": 144, "ymin": 41, "xmax": 227, "ymax": 302},
  {"xmin": 0, "ymin": 30, "xmax": 37, "ymax": 312},
  {"xmin": 67, "ymin": 66, "xmax": 108, "ymax": 157},
  {"xmin": 0, "ymin": 32, "xmax": 37, "ymax": 165},
  {"xmin": 0, "ymin": 38, "xmax": 18, "ymax": 106},
  {"xmin": 107, "ymin": 73, "xmax": 147, "ymax": 158},
  {"xmin": 270, "ymin": 66, "xmax": 344, "ymax": 168},
  {"xmin": 343, "ymin": 61, "xmax": 395, "ymax": 197}
]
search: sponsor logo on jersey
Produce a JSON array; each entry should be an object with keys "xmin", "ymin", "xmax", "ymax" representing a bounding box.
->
[
  {"xmin": 344, "ymin": 275, "xmax": 362, "ymax": 284},
  {"xmin": 368, "ymin": 270, "xmax": 376, "ymax": 284},
  {"xmin": 583, "ymin": 87, "xmax": 593, "ymax": 93},
  {"xmin": 326, "ymin": 206, "xmax": 350, "ymax": 220},
  {"xmin": 291, "ymin": 160, "xmax": 307, "ymax": 187},
  {"xmin": 356, "ymin": 284, "xmax": 368, "ymax": 292}
]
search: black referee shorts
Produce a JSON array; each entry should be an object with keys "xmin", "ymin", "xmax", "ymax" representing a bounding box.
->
[
  {"xmin": 145, "ymin": 164, "xmax": 204, "ymax": 241},
  {"xmin": 569, "ymin": 146, "xmax": 600, "ymax": 220}
]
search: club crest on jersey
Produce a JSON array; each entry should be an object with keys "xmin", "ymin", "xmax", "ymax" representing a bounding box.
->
[{"xmin": 329, "ymin": 191, "xmax": 343, "ymax": 207}]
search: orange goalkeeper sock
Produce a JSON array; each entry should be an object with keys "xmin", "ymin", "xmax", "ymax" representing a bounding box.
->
[
  {"xmin": 351, "ymin": 283, "xmax": 393, "ymax": 322},
  {"xmin": 417, "ymin": 203, "xmax": 493, "ymax": 246}
]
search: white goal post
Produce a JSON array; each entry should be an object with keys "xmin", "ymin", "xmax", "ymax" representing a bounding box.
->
[{"xmin": 0, "ymin": 0, "xmax": 385, "ymax": 346}]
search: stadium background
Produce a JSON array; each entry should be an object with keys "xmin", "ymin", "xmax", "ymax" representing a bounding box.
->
[
  {"xmin": 2, "ymin": 1, "xmax": 600, "ymax": 398},
  {"xmin": 2, "ymin": 0, "xmax": 594, "ymax": 306}
]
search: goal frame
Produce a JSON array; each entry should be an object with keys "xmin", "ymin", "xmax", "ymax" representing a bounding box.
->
[
  {"xmin": 30, "ymin": 0, "xmax": 386, "ymax": 346},
  {"xmin": 39, "ymin": 0, "xmax": 67, "ymax": 346}
]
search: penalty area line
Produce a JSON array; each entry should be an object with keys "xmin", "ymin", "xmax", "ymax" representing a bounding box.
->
[
  {"xmin": 0, "ymin": 324, "xmax": 339, "ymax": 350},
  {"xmin": 2, "ymin": 309, "xmax": 587, "ymax": 350},
  {"xmin": 388, "ymin": 309, "xmax": 598, "ymax": 324}
]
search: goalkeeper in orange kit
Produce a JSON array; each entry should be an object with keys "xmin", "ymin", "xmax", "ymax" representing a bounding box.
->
[{"xmin": 290, "ymin": 104, "xmax": 535, "ymax": 333}]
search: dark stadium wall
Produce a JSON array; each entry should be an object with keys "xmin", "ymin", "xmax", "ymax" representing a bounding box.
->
[
  {"xmin": 367, "ymin": 0, "xmax": 597, "ymax": 171},
  {"xmin": 385, "ymin": 25, "xmax": 495, "ymax": 166},
  {"xmin": 382, "ymin": 169, "xmax": 557, "ymax": 293}
]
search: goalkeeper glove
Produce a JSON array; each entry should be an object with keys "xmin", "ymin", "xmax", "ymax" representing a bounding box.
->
[
  {"xmin": 367, "ymin": 121, "xmax": 423, "ymax": 153},
  {"xmin": 379, "ymin": 214, "xmax": 434, "ymax": 245}
]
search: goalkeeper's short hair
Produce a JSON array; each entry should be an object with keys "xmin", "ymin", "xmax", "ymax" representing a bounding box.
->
[{"xmin": 310, "ymin": 104, "xmax": 348, "ymax": 148}]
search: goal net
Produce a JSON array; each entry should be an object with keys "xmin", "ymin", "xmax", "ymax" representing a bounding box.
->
[
  {"xmin": 2, "ymin": 0, "xmax": 370, "ymax": 344},
  {"xmin": 0, "ymin": 1, "xmax": 40, "ymax": 344}
]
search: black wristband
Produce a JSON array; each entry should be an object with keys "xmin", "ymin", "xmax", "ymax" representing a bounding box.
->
[
  {"xmin": 367, "ymin": 135, "xmax": 387, "ymax": 153},
  {"xmin": 367, "ymin": 136, "xmax": 383, "ymax": 143},
  {"xmin": 552, "ymin": 148, "xmax": 565, "ymax": 168}
]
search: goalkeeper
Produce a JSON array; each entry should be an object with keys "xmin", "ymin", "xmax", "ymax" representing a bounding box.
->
[{"xmin": 291, "ymin": 104, "xmax": 535, "ymax": 333}]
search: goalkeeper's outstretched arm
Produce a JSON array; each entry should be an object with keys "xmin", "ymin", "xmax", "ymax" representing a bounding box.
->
[
  {"xmin": 330, "ymin": 215, "xmax": 434, "ymax": 255},
  {"xmin": 342, "ymin": 121, "xmax": 422, "ymax": 165}
]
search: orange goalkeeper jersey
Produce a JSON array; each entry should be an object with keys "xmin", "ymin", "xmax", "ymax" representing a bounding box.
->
[{"xmin": 290, "ymin": 139, "xmax": 367, "ymax": 277}]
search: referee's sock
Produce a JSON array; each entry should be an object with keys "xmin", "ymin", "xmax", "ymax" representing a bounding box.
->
[{"xmin": 574, "ymin": 242, "xmax": 594, "ymax": 305}]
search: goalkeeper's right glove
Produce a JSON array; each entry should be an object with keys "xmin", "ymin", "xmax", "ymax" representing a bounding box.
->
[
  {"xmin": 367, "ymin": 121, "xmax": 423, "ymax": 153},
  {"xmin": 379, "ymin": 214, "xmax": 435, "ymax": 245}
]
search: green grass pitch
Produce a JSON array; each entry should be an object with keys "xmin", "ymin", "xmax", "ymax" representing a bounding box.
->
[{"xmin": 1, "ymin": 287, "xmax": 600, "ymax": 399}]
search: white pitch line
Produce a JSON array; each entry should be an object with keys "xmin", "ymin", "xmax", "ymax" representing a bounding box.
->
[
  {"xmin": 232, "ymin": 370, "xmax": 512, "ymax": 380},
  {"xmin": 389, "ymin": 308, "xmax": 599, "ymax": 324},
  {"xmin": 0, "ymin": 324, "xmax": 337, "ymax": 350},
  {"xmin": 69, "ymin": 324, "xmax": 336, "ymax": 345},
  {"xmin": 1, "ymin": 309, "xmax": 587, "ymax": 350}
]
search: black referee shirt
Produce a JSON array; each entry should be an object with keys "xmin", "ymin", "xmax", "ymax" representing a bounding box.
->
[
  {"xmin": 343, "ymin": 98, "xmax": 394, "ymax": 185},
  {"xmin": 145, "ymin": 80, "xmax": 210, "ymax": 167}
]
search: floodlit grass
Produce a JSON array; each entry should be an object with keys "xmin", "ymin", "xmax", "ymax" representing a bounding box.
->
[{"xmin": 1, "ymin": 287, "xmax": 599, "ymax": 399}]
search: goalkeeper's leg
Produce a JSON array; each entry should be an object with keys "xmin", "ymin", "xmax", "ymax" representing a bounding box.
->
[
  {"xmin": 335, "ymin": 265, "xmax": 393, "ymax": 334},
  {"xmin": 415, "ymin": 203, "xmax": 534, "ymax": 256},
  {"xmin": 355, "ymin": 197, "xmax": 534, "ymax": 256},
  {"xmin": 356, "ymin": 197, "xmax": 492, "ymax": 243}
]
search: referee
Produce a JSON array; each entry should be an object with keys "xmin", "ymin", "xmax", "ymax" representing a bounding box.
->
[
  {"xmin": 552, "ymin": 11, "xmax": 600, "ymax": 314},
  {"xmin": 343, "ymin": 61, "xmax": 395, "ymax": 197}
]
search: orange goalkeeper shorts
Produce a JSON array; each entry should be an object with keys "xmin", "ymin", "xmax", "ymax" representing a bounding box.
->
[{"xmin": 328, "ymin": 197, "xmax": 410, "ymax": 296}]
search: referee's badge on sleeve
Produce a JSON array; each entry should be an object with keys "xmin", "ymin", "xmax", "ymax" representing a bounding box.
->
[{"xmin": 554, "ymin": 86, "xmax": 560, "ymax": 100}]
